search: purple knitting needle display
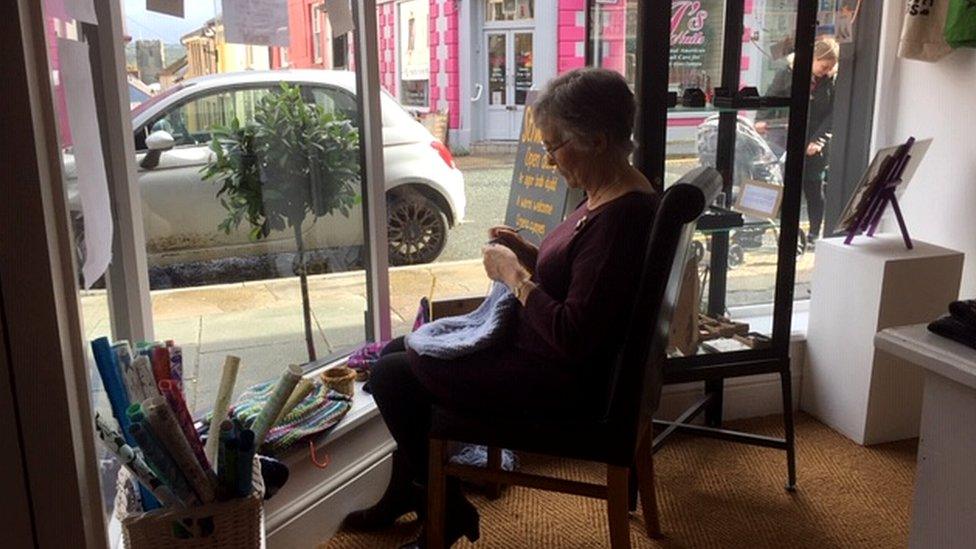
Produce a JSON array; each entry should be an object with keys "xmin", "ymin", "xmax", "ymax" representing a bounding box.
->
[{"xmin": 834, "ymin": 137, "xmax": 931, "ymax": 250}]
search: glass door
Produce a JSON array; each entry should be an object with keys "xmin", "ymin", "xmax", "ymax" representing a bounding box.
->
[
  {"xmin": 485, "ymin": 31, "xmax": 510, "ymax": 139},
  {"xmin": 484, "ymin": 30, "xmax": 534, "ymax": 140}
]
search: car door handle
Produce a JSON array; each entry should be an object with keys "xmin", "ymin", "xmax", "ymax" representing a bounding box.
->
[
  {"xmin": 506, "ymin": 106, "xmax": 517, "ymax": 111},
  {"xmin": 470, "ymin": 83, "xmax": 483, "ymax": 102}
]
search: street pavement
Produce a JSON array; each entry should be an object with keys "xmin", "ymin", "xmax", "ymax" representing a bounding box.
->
[{"xmin": 82, "ymin": 153, "xmax": 814, "ymax": 416}]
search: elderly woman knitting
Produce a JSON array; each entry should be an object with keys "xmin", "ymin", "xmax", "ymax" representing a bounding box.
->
[{"xmin": 344, "ymin": 68, "xmax": 659, "ymax": 548}]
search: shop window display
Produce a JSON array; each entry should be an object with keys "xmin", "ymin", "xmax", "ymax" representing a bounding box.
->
[{"xmin": 46, "ymin": 0, "xmax": 373, "ymax": 525}]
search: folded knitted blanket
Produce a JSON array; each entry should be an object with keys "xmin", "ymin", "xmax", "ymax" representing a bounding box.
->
[
  {"xmin": 928, "ymin": 315, "xmax": 976, "ymax": 350},
  {"xmin": 949, "ymin": 299, "xmax": 976, "ymax": 329},
  {"xmin": 405, "ymin": 282, "xmax": 517, "ymax": 360}
]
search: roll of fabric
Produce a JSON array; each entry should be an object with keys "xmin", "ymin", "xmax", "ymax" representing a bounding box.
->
[
  {"xmin": 95, "ymin": 412, "xmax": 179, "ymax": 508},
  {"xmin": 91, "ymin": 337, "xmax": 135, "ymax": 447},
  {"xmin": 111, "ymin": 341, "xmax": 137, "ymax": 402},
  {"xmin": 217, "ymin": 420, "xmax": 238, "ymax": 500},
  {"xmin": 131, "ymin": 354, "xmax": 161, "ymax": 401},
  {"xmin": 251, "ymin": 364, "xmax": 303, "ymax": 447},
  {"xmin": 235, "ymin": 430, "xmax": 256, "ymax": 498},
  {"xmin": 144, "ymin": 396, "xmax": 216, "ymax": 504},
  {"xmin": 150, "ymin": 346, "xmax": 172, "ymax": 389},
  {"xmin": 205, "ymin": 355, "xmax": 241, "ymax": 466},
  {"xmin": 167, "ymin": 343, "xmax": 184, "ymax": 394},
  {"xmin": 158, "ymin": 379, "xmax": 213, "ymax": 481},
  {"xmin": 127, "ymin": 405, "xmax": 199, "ymax": 507},
  {"xmin": 274, "ymin": 378, "xmax": 315, "ymax": 426}
]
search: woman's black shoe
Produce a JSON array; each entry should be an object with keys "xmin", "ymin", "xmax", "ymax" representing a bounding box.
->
[
  {"xmin": 343, "ymin": 452, "xmax": 419, "ymax": 532},
  {"xmin": 343, "ymin": 498, "xmax": 418, "ymax": 532},
  {"xmin": 398, "ymin": 491, "xmax": 480, "ymax": 548},
  {"xmin": 397, "ymin": 516, "xmax": 480, "ymax": 548}
]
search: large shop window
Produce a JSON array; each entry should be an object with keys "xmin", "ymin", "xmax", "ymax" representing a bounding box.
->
[
  {"xmin": 46, "ymin": 0, "xmax": 375, "ymax": 526},
  {"xmin": 589, "ymin": 0, "xmax": 858, "ymax": 311}
]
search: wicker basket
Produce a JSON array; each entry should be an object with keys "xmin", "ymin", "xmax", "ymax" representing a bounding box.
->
[
  {"xmin": 116, "ymin": 459, "xmax": 265, "ymax": 549},
  {"xmin": 322, "ymin": 365, "xmax": 356, "ymax": 397}
]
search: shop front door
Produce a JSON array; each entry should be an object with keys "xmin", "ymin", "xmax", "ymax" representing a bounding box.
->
[{"xmin": 484, "ymin": 30, "xmax": 533, "ymax": 140}]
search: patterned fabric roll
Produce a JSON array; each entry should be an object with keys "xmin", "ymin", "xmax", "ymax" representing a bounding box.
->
[
  {"xmin": 144, "ymin": 396, "xmax": 216, "ymax": 504},
  {"xmin": 127, "ymin": 412, "xmax": 199, "ymax": 507}
]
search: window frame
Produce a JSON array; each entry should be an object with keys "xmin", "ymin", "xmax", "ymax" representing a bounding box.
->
[{"xmin": 312, "ymin": 4, "xmax": 324, "ymax": 64}]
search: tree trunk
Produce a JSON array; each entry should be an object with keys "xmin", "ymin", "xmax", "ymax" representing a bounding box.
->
[{"xmin": 293, "ymin": 222, "xmax": 317, "ymax": 362}]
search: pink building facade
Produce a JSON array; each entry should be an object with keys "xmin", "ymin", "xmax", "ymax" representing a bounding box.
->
[{"xmin": 280, "ymin": 0, "xmax": 789, "ymax": 148}]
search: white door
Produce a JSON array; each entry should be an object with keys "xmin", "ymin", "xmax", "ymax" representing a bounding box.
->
[{"xmin": 484, "ymin": 30, "xmax": 533, "ymax": 140}]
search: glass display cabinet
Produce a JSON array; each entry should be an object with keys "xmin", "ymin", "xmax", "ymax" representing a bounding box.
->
[{"xmin": 586, "ymin": 0, "xmax": 820, "ymax": 490}]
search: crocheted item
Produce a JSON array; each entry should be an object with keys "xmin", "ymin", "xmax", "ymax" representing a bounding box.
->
[
  {"xmin": 405, "ymin": 282, "xmax": 517, "ymax": 359},
  {"xmin": 347, "ymin": 297, "xmax": 431, "ymax": 378},
  {"xmin": 347, "ymin": 342, "xmax": 387, "ymax": 375},
  {"xmin": 225, "ymin": 380, "xmax": 352, "ymax": 455}
]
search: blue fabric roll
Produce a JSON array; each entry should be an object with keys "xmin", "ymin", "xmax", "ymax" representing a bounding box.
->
[{"xmin": 91, "ymin": 337, "xmax": 136, "ymax": 446}]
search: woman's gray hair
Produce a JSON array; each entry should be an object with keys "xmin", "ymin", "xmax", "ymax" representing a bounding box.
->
[{"xmin": 533, "ymin": 68, "xmax": 636, "ymax": 156}]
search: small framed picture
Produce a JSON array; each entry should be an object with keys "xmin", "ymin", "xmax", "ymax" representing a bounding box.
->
[{"xmin": 734, "ymin": 179, "xmax": 783, "ymax": 220}]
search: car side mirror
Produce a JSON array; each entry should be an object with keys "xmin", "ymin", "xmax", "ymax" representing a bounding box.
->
[
  {"xmin": 146, "ymin": 130, "xmax": 175, "ymax": 151},
  {"xmin": 141, "ymin": 130, "xmax": 174, "ymax": 169}
]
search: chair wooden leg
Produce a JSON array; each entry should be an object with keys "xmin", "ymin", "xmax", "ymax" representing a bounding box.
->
[
  {"xmin": 607, "ymin": 465, "xmax": 632, "ymax": 549},
  {"xmin": 427, "ymin": 438, "xmax": 448, "ymax": 549},
  {"xmin": 486, "ymin": 446, "xmax": 502, "ymax": 500},
  {"xmin": 636, "ymin": 426, "xmax": 662, "ymax": 539},
  {"xmin": 628, "ymin": 465, "xmax": 638, "ymax": 512}
]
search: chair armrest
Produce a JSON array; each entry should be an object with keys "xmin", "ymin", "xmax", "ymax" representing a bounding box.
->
[{"xmin": 430, "ymin": 294, "xmax": 486, "ymax": 321}]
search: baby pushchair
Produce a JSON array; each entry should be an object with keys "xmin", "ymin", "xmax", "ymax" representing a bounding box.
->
[{"xmin": 695, "ymin": 114, "xmax": 806, "ymax": 267}]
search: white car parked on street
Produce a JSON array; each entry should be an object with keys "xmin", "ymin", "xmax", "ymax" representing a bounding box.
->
[{"xmin": 67, "ymin": 70, "xmax": 466, "ymax": 275}]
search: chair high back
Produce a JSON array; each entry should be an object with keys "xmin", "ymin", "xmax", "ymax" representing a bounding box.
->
[{"xmin": 603, "ymin": 167, "xmax": 722, "ymax": 464}]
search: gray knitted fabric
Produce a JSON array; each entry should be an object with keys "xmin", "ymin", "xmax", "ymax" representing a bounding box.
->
[{"xmin": 404, "ymin": 282, "xmax": 518, "ymax": 359}]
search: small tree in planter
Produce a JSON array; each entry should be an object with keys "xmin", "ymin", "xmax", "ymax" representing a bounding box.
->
[{"xmin": 203, "ymin": 84, "xmax": 360, "ymax": 362}]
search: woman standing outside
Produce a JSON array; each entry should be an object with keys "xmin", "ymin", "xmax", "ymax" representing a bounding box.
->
[{"xmin": 756, "ymin": 36, "xmax": 839, "ymax": 246}]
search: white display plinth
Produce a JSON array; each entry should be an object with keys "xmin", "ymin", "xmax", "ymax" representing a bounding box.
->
[{"xmin": 801, "ymin": 235, "xmax": 963, "ymax": 445}]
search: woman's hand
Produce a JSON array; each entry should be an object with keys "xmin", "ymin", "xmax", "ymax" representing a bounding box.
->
[
  {"xmin": 487, "ymin": 225, "xmax": 538, "ymax": 270},
  {"xmin": 482, "ymin": 243, "xmax": 529, "ymax": 289},
  {"xmin": 806, "ymin": 141, "xmax": 824, "ymax": 156}
]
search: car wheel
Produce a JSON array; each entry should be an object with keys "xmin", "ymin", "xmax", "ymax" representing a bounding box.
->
[
  {"xmin": 728, "ymin": 244, "xmax": 745, "ymax": 268},
  {"xmin": 387, "ymin": 192, "xmax": 448, "ymax": 266},
  {"xmin": 691, "ymin": 240, "xmax": 705, "ymax": 265}
]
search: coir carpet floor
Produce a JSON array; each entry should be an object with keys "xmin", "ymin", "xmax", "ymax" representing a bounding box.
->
[{"xmin": 320, "ymin": 413, "xmax": 916, "ymax": 548}]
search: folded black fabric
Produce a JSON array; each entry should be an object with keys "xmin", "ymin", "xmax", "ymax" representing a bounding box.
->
[
  {"xmin": 948, "ymin": 299, "xmax": 976, "ymax": 329},
  {"xmin": 928, "ymin": 315, "xmax": 976, "ymax": 350}
]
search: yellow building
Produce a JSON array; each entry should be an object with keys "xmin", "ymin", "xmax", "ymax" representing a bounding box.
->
[{"xmin": 181, "ymin": 18, "xmax": 270, "ymax": 79}]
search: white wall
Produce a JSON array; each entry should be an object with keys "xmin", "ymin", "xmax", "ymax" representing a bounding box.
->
[{"xmin": 873, "ymin": 4, "xmax": 976, "ymax": 298}]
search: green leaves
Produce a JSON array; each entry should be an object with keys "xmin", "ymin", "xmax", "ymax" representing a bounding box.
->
[{"xmin": 201, "ymin": 83, "xmax": 361, "ymax": 243}]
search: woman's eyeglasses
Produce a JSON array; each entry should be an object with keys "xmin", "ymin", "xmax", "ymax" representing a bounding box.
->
[{"xmin": 543, "ymin": 138, "xmax": 572, "ymax": 158}]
